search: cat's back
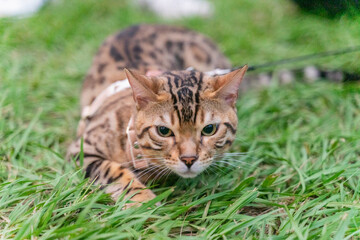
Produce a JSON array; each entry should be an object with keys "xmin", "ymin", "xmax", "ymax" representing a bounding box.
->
[{"xmin": 81, "ymin": 24, "xmax": 231, "ymax": 108}]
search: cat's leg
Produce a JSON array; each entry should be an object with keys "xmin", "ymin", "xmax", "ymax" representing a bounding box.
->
[
  {"xmin": 67, "ymin": 141, "xmax": 156, "ymax": 206},
  {"xmin": 86, "ymin": 157, "xmax": 156, "ymax": 205}
]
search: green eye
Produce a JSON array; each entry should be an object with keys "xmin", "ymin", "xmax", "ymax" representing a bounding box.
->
[
  {"xmin": 157, "ymin": 126, "xmax": 173, "ymax": 137},
  {"xmin": 201, "ymin": 124, "xmax": 217, "ymax": 136}
]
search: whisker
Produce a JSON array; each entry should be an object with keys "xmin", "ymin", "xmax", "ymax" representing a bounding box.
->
[
  {"xmin": 210, "ymin": 164, "xmax": 227, "ymax": 175},
  {"xmin": 217, "ymin": 159, "xmax": 254, "ymax": 167},
  {"xmin": 163, "ymin": 169, "xmax": 174, "ymax": 182},
  {"xmin": 219, "ymin": 156, "xmax": 258, "ymax": 162},
  {"xmin": 219, "ymin": 155, "xmax": 249, "ymax": 159},
  {"xmin": 222, "ymin": 152, "xmax": 249, "ymax": 155},
  {"xmin": 135, "ymin": 166, "xmax": 158, "ymax": 178},
  {"xmin": 207, "ymin": 165, "xmax": 222, "ymax": 177},
  {"xmin": 131, "ymin": 157, "xmax": 165, "ymax": 162},
  {"xmin": 211, "ymin": 162, "xmax": 235, "ymax": 172},
  {"xmin": 134, "ymin": 154, "xmax": 164, "ymax": 158},
  {"xmin": 215, "ymin": 153, "xmax": 249, "ymax": 157},
  {"xmin": 136, "ymin": 165, "xmax": 164, "ymax": 179},
  {"xmin": 220, "ymin": 149, "xmax": 259, "ymax": 155},
  {"xmin": 137, "ymin": 169, "xmax": 160, "ymax": 181},
  {"xmin": 215, "ymin": 161, "xmax": 242, "ymax": 169},
  {"xmin": 153, "ymin": 167, "xmax": 168, "ymax": 181},
  {"xmin": 145, "ymin": 167, "xmax": 167, "ymax": 183},
  {"xmin": 218, "ymin": 157, "xmax": 250, "ymax": 162},
  {"xmin": 156, "ymin": 168, "xmax": 171, "ymax": 181}
]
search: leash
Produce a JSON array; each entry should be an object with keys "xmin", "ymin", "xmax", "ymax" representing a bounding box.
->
[
  {"xmin": 235, "ymin": 45, "xmax": 360, "ymax": 72},
  {"xmin": 126, "ymin": 116, "xmax": 149, "ymax": 169},
  {"xmin": 205, "ymin": 45, "xmax": 360, "ymax": 80}
]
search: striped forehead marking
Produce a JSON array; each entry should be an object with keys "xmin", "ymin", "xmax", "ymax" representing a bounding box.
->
[{"xmin": 165, "ymin": 71, "xmax": 203, "ymax": 124}]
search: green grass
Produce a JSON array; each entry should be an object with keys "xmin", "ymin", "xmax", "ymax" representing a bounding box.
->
[{"xmin": 1, "ymin": 0, "xmax": 360, "ymax": 238}]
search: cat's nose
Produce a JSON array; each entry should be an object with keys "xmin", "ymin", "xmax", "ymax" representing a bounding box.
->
[{"xmin": 180, "ymin": 155, "xmax": 198, "ymax": 168}]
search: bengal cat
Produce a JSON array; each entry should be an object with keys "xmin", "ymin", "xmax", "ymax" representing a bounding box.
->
[
  {"xmin": 68, "ymin": 24, "xmax": 359, "ymax": 206},
  {"xmin": 67, "ymin": 24, "xmax": 246, "ymax": 206}
]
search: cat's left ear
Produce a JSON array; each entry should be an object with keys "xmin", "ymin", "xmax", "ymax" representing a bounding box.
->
[{"xmin": 212, "ymin": 65, "xmax": 248, "ymax": 107}]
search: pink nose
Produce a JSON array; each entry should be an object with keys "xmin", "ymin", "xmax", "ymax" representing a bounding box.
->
[{"xmin": 180, "ymin": 156, "xmax": 198, "ymax": 168}]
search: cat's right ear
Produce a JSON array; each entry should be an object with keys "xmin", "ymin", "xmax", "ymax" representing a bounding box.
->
[
  {"xmin": 210, "ymin": 65, "xmax": 248, "ymax": 107},
  {"xmin": 124, "ymin": 69, "xmax": 158, "ymax": 109}
]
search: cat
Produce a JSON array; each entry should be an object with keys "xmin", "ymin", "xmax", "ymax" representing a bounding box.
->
[
  {"xmin": 67, "ymin": 24, "xmax": 244, "ymax": 206},
  {"xmin": 67, "ymin": 24, "xmax": 356, "ymax": 206}
]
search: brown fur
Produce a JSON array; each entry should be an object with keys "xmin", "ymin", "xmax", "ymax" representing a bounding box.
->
[{"xmin": 68, "ymin": 24, "xmax": 247, "ymax": 206}]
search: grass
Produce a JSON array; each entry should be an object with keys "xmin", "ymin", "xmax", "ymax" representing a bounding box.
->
[{"xmin": 1, "ymin": 0, "xmax": 360, "ymax": 238}]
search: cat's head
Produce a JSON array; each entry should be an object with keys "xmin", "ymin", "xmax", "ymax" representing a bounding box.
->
[{"xmin": 125, "ymin": 66, "xmax": 247, "ymax": 178}]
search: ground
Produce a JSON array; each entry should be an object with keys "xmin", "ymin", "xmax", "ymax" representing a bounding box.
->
[{"xmin": 1, "ymin": 0, "xmax": 360, "ymax": 239}]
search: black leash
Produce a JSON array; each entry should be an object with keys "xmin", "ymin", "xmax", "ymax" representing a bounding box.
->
[{"xmin": 232, "ymin": 45, "xmax": 360, "ymax": 72}]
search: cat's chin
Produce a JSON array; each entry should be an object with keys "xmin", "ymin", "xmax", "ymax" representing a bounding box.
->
[{"xmin": 177, "ymin": 171, "xmax": 199, "ymax": 179}]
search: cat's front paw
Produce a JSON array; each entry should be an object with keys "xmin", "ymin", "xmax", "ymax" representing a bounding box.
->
[{"xmin": 124, "ymin": 188, "xmax": 158, "ymax": 209}]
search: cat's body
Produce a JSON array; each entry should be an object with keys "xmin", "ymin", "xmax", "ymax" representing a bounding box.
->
[
  {"xmin": 68, "ymin": 24, "xmax": 242, "ymax": 205},
  {"xmin": 79, "ymin": 24, "xmax": 231, "ymax": 109}
]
